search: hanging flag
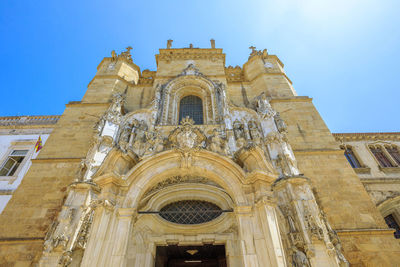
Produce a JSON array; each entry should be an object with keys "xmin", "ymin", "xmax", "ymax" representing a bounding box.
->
[{"xmin": 34, "ymin": 136, "xmax": 43, "ymax": 152}]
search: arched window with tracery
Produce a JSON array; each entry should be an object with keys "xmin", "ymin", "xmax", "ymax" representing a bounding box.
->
[{"xmin": 179, "ymin": 95, "xmax": 203, "ymax": 125}]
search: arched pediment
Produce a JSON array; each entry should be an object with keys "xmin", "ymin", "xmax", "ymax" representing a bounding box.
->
[
  {"xmin": 122, "ymin": 149, "xmax": 249, "ymax": 208},
  {"xmin": 156, "ymin": 65, "xmax": 226, "ymax": 125}
]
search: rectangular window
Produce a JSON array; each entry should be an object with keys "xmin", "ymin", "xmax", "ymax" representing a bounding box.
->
[
  {"xmin": 344, "ymin": 148, "xmax": 361, "ymax": 168},
  {"xmin": 384, "ymin": 214, "xmax": 400, "ymax": 239},
  {"xmin": 0, "ymin": 150, "xmax": 28, "ymax": 176},
  {"xmin": 386, "ymin": 146, "xmax": 400, "ymax": 165},
  {"xmin": 370, "ymin": 147, "xmax": 394, "ymax": 168}
]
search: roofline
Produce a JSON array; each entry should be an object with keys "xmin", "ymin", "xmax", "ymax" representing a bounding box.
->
[{"xmin": 0, "ymin": 115, "xmax": 60, "ymax": 127}]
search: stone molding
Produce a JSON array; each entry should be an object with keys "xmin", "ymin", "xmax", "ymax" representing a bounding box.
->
[
  {"xmin": 156, "ymin": 48, "xmax": 226, "ymax": 66},
  {"xmin": 333, "ymin": 132, "xmax": 400, "ymax": 142},
  {"xmin": 336, "ymin": 228, "xmax": 395, "ymax": 236},
  {"xmin": 0, "ymin": 115, "xmax": 60, "ymax": 127}
]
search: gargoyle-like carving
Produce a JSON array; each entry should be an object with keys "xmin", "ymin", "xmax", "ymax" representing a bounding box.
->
[{"xmin": 168, "ymin": 117, "xmax": 206, "ymax": 151}]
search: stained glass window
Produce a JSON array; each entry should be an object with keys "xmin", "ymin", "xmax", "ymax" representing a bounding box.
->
[
  {"xmin": 384, "ymin": 214, "xmax": 400, "ymax": 239},
  {"xmin": 179, "ymin": 95, "xmax": 203, "ymax": 125},
  {"xmin": 370, "ymin": 147, "xmax": 394, "ymax": 167},
  {"xmin": 159, "ymin": 200, "xmax": 222, "ymax": 224},
  {"xmin": 344, "ymin": 147, "xmax": 361, "ymax": 168}
]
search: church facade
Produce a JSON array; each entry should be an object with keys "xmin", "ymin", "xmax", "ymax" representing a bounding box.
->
[{"xmin": 0, "ymin": 42, "xmax": 400, "ymax": 266}]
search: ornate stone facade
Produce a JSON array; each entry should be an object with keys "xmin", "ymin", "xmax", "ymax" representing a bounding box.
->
[{"xmin": 0, "ymin": 42, "xmax": 399, "ymax": 266}]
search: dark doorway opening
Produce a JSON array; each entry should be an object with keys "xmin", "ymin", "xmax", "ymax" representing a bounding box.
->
[{"xmin": 155, "ymin": 244, "xmax": 227, "ymax": 267}]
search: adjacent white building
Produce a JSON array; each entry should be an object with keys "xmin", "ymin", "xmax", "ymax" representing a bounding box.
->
[{"xmin": 0, "ymin": 115, "xmax": 59, "ymax": 212}]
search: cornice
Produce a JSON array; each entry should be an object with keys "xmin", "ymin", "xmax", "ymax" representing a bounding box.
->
[
  {"xmin": 333, "ymin": 132, "xmax": 400, "ymax": 142},
  {"xmin": 156, "ymin": 48, "xmax": 225, "ymax": 66},
  {"xmin": 32, "ymin": 157, "xmax": 83, "ymax": 163},
  {"xmin": 0, "ymin": 115, "xmax": 60, "ymax": 128},
  {"xmin": 88, "ymin": 74, "xmax": 136, "ymax": 87},
  {"xmin": 97, "ymin": 57, "xmax": 140, "ymax": 73},
  {"xmin": 251, "ymin": 72, "xmax": 293, "ymax": 85},
  {"xmin": 336, "ymin": 228, "xmax": 395, "ymax": 236},
  {"xmin": 293, "ymin": 148, "xmax": 343, "ymax": 155},
  {"xmin": 270, "ymin": 96, "xmax": 312, "ymax": 103},
  {"xmin": 65, "ymin": 102, "xmax": 110, "ymax": 107}
]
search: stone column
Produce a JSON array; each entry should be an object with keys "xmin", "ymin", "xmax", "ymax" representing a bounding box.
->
[
  {"xmin": 255, "ymin": 197, "xmax": 287, "ymax": 267},
  {"xmin": 235, "ymin": 206, "xmax": 259, "ymax": 267},
  {"xmin": 108, "ymin": 208, "xmax": 136, "ymax": 267},
  {"xmin": 80, "ymin": 206, "xmax": 113, "ymax": 267}
]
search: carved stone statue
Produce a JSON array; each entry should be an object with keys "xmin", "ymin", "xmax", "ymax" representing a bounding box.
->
[
  {"xmin": 292, "ymin": 247, "xmax": 311, "ymax": 267},
  {"xmin": 208, "ymin": 129, "xmax": 228, "ymax": 155},
  {"xmin": 274, "ymin": 112, "xmax": 287, "ymax": 133},
  {"xmin": 248, "ymin": 120, "xmax": 262, "ymax": 144},
  {"xmin": 233, "ymin": 120, "xmax": 246, "ymax": 148},
  {"xmin": 131, "ymin": 120, "xmax": 148, "ymax": 156},
  {"xmin": 255, "ymin": 92, "xmax": 275, "ymax": 118},
  {"xmin": 118, "ymin": 122, "xmax": 133, "ymax": 152}
]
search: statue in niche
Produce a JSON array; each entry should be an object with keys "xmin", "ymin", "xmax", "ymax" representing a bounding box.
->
[
  {"xmin": 255, "ymin": 92, "xmax": 275, "ymax": 118},
  {"xmin": 104, "ymin": 92, "xmax": 125, "ymax": 125},
  {"xmin": 131, "ymin": 120, "xmax": 148, "ymax": 156},
  {"xmin": 248, "ymin": 120, "xmax": 262, "ymax": 145},
  {"xmin": 292, "ymin": 247, "xmax": 311, "ymax": 267},
  {"xmin": 168, "ymin": 117, "xmax": 206, "ymax": 150},
  {"xmin": 275, "ymin": 154, "xmax": 289, "ymax": 177},
  {"xmin": 274, "ymin": 112, "xmax": 287, "ymax": 133},
  {"xmin": 118, "ymin": 121, "xmax": 133, "ymax": 152},
  {"xmin": 208, "ymin": 129, "xmax": 228, "ymax": 155},
  {"xmin": 233, "ymin": 120, "xmax": 246, "ymax": 148}
]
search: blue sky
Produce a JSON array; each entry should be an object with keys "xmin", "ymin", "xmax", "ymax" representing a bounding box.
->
[{"xmin": 0, "ymin": 0, "xmax": 399, "ymax": 133}]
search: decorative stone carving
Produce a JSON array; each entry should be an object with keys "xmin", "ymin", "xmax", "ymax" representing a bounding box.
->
[
  {"xmin": 180, "ymin": 63, "xmax": 201, "ymax": 76},
  {"xmin": 105, "ymin": 92, "xmax": 125, "ymax": 125},
  {"xmin": 233, "ymin": 120, "xmax": 246, "ymax": 148},
  {"xmin": 292, "ymin": 247, "xmax": 311, "ymax": 267},
  {"xmin": 59, "ymin": 251, "xmax": 72, "ymax": 267},
  {"xmin": 111, "ymin": 50, "xmax": 117, "ymax": 61},
  {"xmin": 118, "ymin": 121, "xmax": 133, "ymax": 152},
  {"xmin": 255, "ymin": 92, "xmax": 275, "ymax": 118},
  {"xmin": 208, "ymin": 129, "xmax": 228, "ymax": 155},
  {"xmin": 143, "ymin": 175, "xmax": 221, "ymax": 198},
  {"xmin": 248, "ymin": 120, "xmax": 262, "ymax": 145},
  {"xmin": 146, "ymin": 131, "xmax": 165, "ymax": 154},
  {"xmin": 274, "ymin": 112, "xmax": 287, "ymax": 133},
  {"xmin": 119, "ymin": 46, "xmax": 133, "ymax": 62},
  {"xmin": 167, "ymin": 39, "xmax": 173, "ymax": 49},
  {"xmin": 131, "ymin": 120, "xmax": 148, "ymax": 156},
  {"xmin": 168, "ymin": 117, "xmax": 206, "ymax": 151}
]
